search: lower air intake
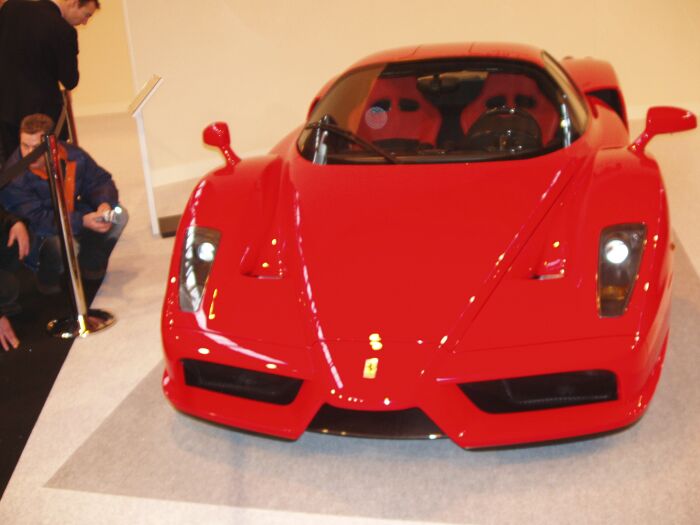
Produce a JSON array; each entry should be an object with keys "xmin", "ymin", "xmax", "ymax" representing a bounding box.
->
[
  {"xmin": 459, "ymin": 370, "xmax": 617, "ymax": 413},
  {"xmin": 182, "ymin": 359, "xmax": 302, "ymax": 405},
  {"xmin": 308, "ymin": 405, "xmax": 443, "ymax": 439}
]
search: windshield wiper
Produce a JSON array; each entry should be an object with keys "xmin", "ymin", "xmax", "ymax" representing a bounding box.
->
[{"xmin": 304, "ymin": 120, "xmax": 399, "ymax": 164}]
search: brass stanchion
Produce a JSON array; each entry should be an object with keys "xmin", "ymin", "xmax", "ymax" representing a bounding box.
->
[
  {"xmin": 43, "ymin": 134, "xmax": 115, "ymax": 338},
  {"xmin": 60, "ymin": 89, "xmax": 78, "ymax": 145}
]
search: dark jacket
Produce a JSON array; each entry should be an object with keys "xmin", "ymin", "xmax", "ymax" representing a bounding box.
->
[
  {"xmin": 0, "ymin": 204, "xmax": 21, "ymax": 233},
  {"xmin": 0, "ymin": 0, "xmax": 79, "ymax": 125},
  {"xmin": 0, "ymin": 143, "xmax": 118, "ymax": 237},
  {"xmin": 0, "ymin": 205, "xmax": 22, "ymax": 312}
]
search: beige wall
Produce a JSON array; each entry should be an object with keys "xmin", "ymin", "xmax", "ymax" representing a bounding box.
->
[
  {"xmin": 81, "ymin": 0, "xmax": 700, "ymax": 186},
  {"xmin": 71, "ymin": 0, "xmax": 134, "ymax": 116}
]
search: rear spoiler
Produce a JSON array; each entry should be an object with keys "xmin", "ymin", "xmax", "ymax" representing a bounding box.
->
[{"xmin": 561, "ymin": 57, "xmax": 628, "ymax": 126}]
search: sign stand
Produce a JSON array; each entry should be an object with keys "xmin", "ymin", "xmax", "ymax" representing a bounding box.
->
[{"xmin": 128, "ymin": 75, "xmax": 163, "ymax": 237}]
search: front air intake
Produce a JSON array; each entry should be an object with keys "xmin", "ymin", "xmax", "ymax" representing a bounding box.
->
[
  {"xmin": 459, "ymin": 370, "xmax": 617, "ymax": 413},
  {"xmin": 182, "ymin": 359, "xmax": 302, "ymax": 405}
]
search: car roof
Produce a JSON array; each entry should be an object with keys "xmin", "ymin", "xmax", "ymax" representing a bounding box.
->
[{"xmin": 347, "ymin": 43, "xmax": 547, "ymax": 70}]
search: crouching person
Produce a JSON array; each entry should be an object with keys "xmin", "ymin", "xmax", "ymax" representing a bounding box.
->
[
  {"xmin": 0, "ymin": 205, "xmax": 29, "ymax": 350},
  {"xmin": 0, "ymin": 114, "xmax": 127, "ymax": 293}
]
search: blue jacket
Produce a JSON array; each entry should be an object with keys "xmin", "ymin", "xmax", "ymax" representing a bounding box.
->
[{"xmin": 0, "ymin": 143, "xmax": 119, "ymax": 237}]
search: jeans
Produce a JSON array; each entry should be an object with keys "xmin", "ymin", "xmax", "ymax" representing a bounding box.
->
[{"xmin": 25, "ymin": 206, "xmax": 129, "ymax": 285}]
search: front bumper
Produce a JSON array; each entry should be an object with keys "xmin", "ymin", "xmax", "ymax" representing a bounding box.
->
[{"xmin": 162, "ymin": 320, "xmax": 669, "ymax": 448}]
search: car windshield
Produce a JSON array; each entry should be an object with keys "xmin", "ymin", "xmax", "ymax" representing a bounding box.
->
[{"xmin": 298, "ymin": 58, "xmax": 586, "ymax": 164}]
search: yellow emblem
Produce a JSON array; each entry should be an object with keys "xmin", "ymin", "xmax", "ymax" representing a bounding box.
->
[
  {"xmin": 363, "ymin": 357, "xmax": 379, "ymax": 379},
  {"xmin": 208, "ymin": 288, "xmax": 218, "ymax": 320}
]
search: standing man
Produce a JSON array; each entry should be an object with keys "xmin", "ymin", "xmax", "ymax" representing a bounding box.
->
[{"xmin": 0, "ymin": 0, "xmax": 100, "ymax": 164}]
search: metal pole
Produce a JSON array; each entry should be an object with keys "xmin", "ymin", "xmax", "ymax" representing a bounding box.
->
[
  {"xmin": 60, "ymin": 89, "xmax": 78, "ymax": 145},
  {"xmin": 43, "ymin": 134, "xmax": 115, "ymax": 339},
  {"xmin": 54, "ymin": 104, "xmax": 68, "ymax": 144},
  {"xmin": 134, "ymin": 111, "xmax": 160, "ymax": 236},
  {"xmin": 129, "ymin": 75, "xmax": 163, "ymax": 237}
]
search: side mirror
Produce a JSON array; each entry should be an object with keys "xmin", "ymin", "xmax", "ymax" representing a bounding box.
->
[
  {"xmin": 631, "ymin": 106, "xmax": 697, "ymax": 154},
  {"xmin": 203, "ymin": 122, "xmax": 240, "ymax": 167}
]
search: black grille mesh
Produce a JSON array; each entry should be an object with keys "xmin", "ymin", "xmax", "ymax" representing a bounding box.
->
[
  {"xmin": 459, "ymin": 370, "xmax": 617, "ymax": 413},
  {"xmin": 182, "ymin": 359, "xmax": 302, "ymax": 405}
]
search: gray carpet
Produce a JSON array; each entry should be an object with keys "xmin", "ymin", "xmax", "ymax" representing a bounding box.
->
[{"xmin": 47, "ymin": 242, "xmax": 700, "ymax": 525}]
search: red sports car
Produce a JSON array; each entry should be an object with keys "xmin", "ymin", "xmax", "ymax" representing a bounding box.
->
[{"xmin": 161, "ymin": 43, "xmax": 696, "ymax": 448}]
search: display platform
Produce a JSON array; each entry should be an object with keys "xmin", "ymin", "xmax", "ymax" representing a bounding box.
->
[{"xmin": 0, "ymin": 113, "xmax": 698, "ymax": 525}]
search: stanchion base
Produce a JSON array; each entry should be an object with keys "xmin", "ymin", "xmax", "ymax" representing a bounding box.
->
[{"xmin": 47, "ymin": 309, "xmax": 116, "ymax": 339}]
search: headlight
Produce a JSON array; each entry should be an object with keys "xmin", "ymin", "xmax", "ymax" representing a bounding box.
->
[
  {"xmin": 597, "ymin": 224, "xmax": 646, "ymax": 317},
  {"xmin": 179, "ymin": 226, "xmax": 221, "ymax": 312}
]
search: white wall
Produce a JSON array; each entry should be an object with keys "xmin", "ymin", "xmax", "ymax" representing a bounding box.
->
[
  {"xmin": 113, "ymin": 0, "xmax": 700, "ymax": 186},
  {"xmin": 71, "ymin": 0, "xmax": 134, "ymax": 116}
]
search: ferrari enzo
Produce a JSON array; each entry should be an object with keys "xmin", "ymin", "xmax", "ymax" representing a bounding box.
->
[{"xmin": 161, "ymin": 43, "xmax": 696, "ymax": 448}]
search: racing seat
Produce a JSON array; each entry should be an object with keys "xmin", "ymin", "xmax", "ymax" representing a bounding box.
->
[
  {"xmin": 460, "ymin": 73, "xmax": 560, "ymax": 146},
  {"xmin": 356, "ymin": 76, "xmax": 441, "ymax": 150}
]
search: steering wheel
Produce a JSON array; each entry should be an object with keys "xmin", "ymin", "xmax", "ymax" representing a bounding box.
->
[{"xmin": 462, "ymin": 107, "xmax": 542, "ymax": 154}]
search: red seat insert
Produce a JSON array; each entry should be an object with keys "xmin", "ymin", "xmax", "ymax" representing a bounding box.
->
[
  {"xmin": 355, "ymin": 76, "xmax": 441, "ymax": 146},
  {"xmin": 460, "ymin": 73, "xmax": 560, "ymax": 145}
]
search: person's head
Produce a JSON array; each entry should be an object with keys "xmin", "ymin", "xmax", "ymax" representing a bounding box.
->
[
  {"xmin": 57, "ymin": 0, "xmax": 100, "ymax": 26},
  {"xmin": 19, "ymin": 114, "xmax": 55, "ymax": 171}
]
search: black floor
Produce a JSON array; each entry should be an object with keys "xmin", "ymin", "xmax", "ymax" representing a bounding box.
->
[{"xmin": 0, "ymin": 267, "xmax": 101, "ymax": 498}]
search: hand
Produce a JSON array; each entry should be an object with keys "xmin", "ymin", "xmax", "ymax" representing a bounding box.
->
[
  {"xmin": 83, "ymin": 207, "xmax": 113, "ymax": 233},
  {"xmin": 7, "ymin": 221, "xmax": 30, "ymax": 260},
  {"xmin": 0, "ymin": 316, "xmax": 19, "ymax": 351}
]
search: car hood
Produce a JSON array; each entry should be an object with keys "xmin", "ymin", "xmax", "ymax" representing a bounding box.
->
[{"xmin": 265, "ymin": 151, "xmax": 584, "ymax": 344}]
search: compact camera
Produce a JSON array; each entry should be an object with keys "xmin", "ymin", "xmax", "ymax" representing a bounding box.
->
[{"xmin": 95, "ymin": 206, "xmax": 123, "ymax": 224}]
